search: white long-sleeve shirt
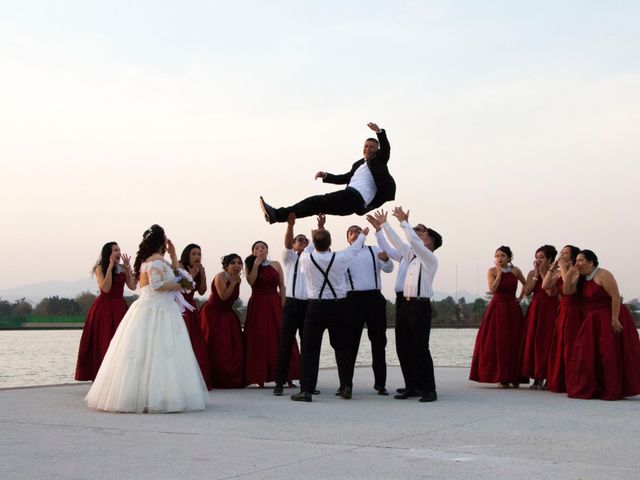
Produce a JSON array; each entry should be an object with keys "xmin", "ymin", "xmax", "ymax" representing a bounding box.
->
[
  {"xmin": 375, "ymin": 230, "xmax": 409, "ymax": 294},
  {"xmin": 282, "ymin": 248, "xmax": 308, "ymax": 300},
  {"xmin": 381, "ymin": 221, "xmax": 438, "ymax": 299},
  {"xmin": 345, "ymin": 243, "xmax": 394, "ymax": 292},
  {"xmin": 300, "ymin": 234, "xmax": 366, "ymax": 300}
]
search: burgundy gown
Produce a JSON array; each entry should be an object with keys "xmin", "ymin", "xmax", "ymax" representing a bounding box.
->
[
  {"xmin": 244, "ymin": 264, "xmax": 300, "ymax": 386},
  {"xmin": 567, "ymin": 280, "xmax": 640, "ymax": 400},
  {"xmin": 75, "ymin": 272, "xmax": 128, "ymax": 381},
  {"xmin": 546, "ymin": 277, "xmax": 582, "ymax": 393},
  {"xmin": 181, "ymin": 289, "xmax": 213, "ymax": 390},
  {"xmin": 470, "ymin": 271, "xmax": 528, "ymax": 385},
  {"xmin": 520, "ymin": 277, "xmax": 559, "ymax": 380},
  {"xmin": 199, "ymin": 277, "xmax": 245, "ymax": 388}
]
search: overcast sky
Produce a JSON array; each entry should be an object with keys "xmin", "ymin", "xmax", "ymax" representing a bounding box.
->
[{"xmin": 1, "ymin": 1, "xmax": 639, "ymax": 300}]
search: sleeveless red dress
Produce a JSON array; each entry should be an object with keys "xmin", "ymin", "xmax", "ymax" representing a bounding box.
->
[
  {"xmin": 181, "ymin": 289, "xmax": 212, "ymax": 390},
  {"xmin": 470, "ymin": 271, "xmax": 528, "ymax": 385},
  {"xmin": 546, "ymin": 277, "xmax": 582, "ymax": 393},
  {"xmin": 520, "ymin": 277, "xmax": 559, "ymax": 380},
  {"xmin": 567, "ymin": 280, "xmax": 640, "ymax": 400},
  {"xmin": 75, "ymin": 272, "xmax": 128, "ymax": 381},
  {"xmin": 243, "ymin": 264, "xmax": 299, "ymax": 385},
  {"xmin": 199, "ymin": 277, "xmax": 245, "ymax": 388}
]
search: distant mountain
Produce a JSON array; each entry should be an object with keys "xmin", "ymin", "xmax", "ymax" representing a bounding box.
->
[
  {"xmin": 0, "ymin": 277, "xmax": 482, "ymax": 304},
  {"xmin": 0, "ymin": 278, "xmax": 100, "ymax": 304}
]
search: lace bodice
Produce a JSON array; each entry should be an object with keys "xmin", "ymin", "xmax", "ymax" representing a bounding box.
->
[{"xmin": 140, "ymin": 259, "xmax": 177, "ymax": 299}]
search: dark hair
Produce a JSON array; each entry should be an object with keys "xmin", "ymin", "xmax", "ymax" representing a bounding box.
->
[
  {"xmin": 536, "ymin": 244, "xmax": 558, "ymax": 262},
  {"xmin": 579, "ymin": 249, "xmax": 599, "ymax": 267},
  {"xmin": 313, "ymin": 229, "xmax": 332, "ymax": 252},
  {"xmin": 365, "ymin": 137, "xmax": 379, "ymax": 145},
  {"xmin": 496, "ymin": 246, "xmax": 513, "ymax": 262},
  {"xmin": 293, "ymin": 234, "xmax": 308, "ymax": 243},
  {"xmin": 134, "ymin": 224, "xmax": 166, "ymax": 279},
  {"xmin": 346, "ymin": 225, "xmax": 361, "ymax": 238},
  {"xmin": 180, "ymin": 243, "xmax": 202, "ymax": 289},
  {"xmin": 93, "ymin": 242, "xmax": 118, "ymax": 278},
  {"xmin": 245, "ymin": 241, "xmax": 269, "ymax": 272},
  {"xmin": 222, "ymin": 253, "xmax": 242, "ymax": 270},
  {"xmin": 563, "ymin": 245, "xmax": 580, "ymax": 264},
  {"xmin": 427, "ymin": 228, "xmax": 443, "ymax": 251}
]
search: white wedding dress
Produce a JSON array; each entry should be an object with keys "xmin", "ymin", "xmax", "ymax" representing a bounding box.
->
[{"xmin": 86, "ymin": 259, "xmax": 208, "ymax": 413}]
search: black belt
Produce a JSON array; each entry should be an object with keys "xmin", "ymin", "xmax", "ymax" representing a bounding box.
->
[{"xmin": 403, "ymin": 297, "xmax": 430, "ymax": 302}]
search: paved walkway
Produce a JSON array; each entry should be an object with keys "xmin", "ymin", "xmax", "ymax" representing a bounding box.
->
[{"xmin": 1, "ymin": 366, "xmax": 638, "ymax": 479}]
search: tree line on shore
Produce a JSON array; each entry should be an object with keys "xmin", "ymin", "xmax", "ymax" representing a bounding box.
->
[{"xmin": 1, "ymin": 292, "xmax": 639, "ymax": 328}]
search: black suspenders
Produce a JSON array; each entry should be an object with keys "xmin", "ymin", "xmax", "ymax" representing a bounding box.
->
[
  {"xmin": 347, "ymin": 246, "xmax": 378, "ymax": 291},
  {"xmin": 310, "ymin": 253, "xmax": 337, "ymax": 299}
]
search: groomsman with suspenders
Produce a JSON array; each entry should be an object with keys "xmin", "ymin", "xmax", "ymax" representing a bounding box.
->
[
  {"xmin": 273, "ymin": 213, "xmax": 311, "ymax": 396},
  {"xmin": 371, "ymin": 207, "xmax": 442, "ymax": 403},
  {"xmin": 338, "ymin": 224, "xmax": 394, "ymax": 397},
  {"xmin": 291, "ymin": 218, "xmax": 369, "ymax": 402}
]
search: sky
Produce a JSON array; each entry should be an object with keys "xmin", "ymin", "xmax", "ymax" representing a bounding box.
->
[{"xmin": 1, "ymin": 1, "xmax": 639, "ymax": 301}]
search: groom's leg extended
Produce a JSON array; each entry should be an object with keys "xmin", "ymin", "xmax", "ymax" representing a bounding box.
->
[{"xmin": 273, "ymin": 188, "xmax": 365, "ymax": 222}]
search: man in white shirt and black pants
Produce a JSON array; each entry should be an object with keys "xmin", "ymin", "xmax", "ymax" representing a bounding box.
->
[
  {"xmin": 259, "ymin": 123, "xmax": 395, "ymax": 224},
  {"xmin": 339, "ymin": 224, "xmax": 394, "ymax": 396},
  {"xmin": 291, "ymin": 222, "xmax": 369, "ymax": 402},
  {"xmin": 371, "ymin": 207, "xmax": 442, "ymax": 403},
  {"xmin": 273, "ymin": 213, "xmax": 311, "ymax": 396}
]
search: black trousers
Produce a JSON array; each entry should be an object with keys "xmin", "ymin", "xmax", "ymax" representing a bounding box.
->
[
  {"xmin": 344, "ymin": 290, "xmax": 387, "ymax": 388},
  {"xmin": 275, "ymin": 297, "xmax": 308, "ymax": 385},
  {"xmin": 274, "ymin": 187, "xmax": 365, "ymax": 222},
  {"xmin": 395, "ymin": 298, "xmax": 436, "ymax": 393},
  {"xmin": 300, "ymin": 299, "xmax": 351, "ymax": 393}
]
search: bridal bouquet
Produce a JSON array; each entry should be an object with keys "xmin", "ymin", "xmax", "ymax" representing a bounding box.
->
[{"xmin": 174, "ymin": 268, "xmax": 196, "ymax": 292}]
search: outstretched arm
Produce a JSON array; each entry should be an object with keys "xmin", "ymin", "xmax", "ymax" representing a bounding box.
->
[
  {"xmin": 323, "ymin": 162, "xmax": 359, "ymax": 185},
  {"xmin": 368, "ymin": 122, "xmax": 390, "ymax": 164},
  {"xmin": 284, "ymin": 213, "xmax": 295, "ymax": 249}
]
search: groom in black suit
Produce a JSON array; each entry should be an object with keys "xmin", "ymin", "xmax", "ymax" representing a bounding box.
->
[{"xmin": 260, "ymin": 122, "xmax": 395, "ymax": 224}]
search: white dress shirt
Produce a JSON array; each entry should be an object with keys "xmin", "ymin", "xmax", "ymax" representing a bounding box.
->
[
  {"xmin": 381, "ymin": 221, "xmax": 438, "ymax": 299},
  {"xmin": 300, "ymin": 234, "xmax": 365, "ymax": 300},
  {"xmin": 375, "ymin": 230, "xmax": 409, "ymax": 294},
  {"xmin": 348, "ymin": 162, "xmax": 376, "ymax": 207},
  {"xmin": 282, "ymin": 248, "xmax": 308, "ymax": 300},
  {"xmin": 345, "ymin": 244, "xmax": 394, "ymax": 291}
]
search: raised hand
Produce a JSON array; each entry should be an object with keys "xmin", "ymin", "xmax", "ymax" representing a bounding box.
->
[
  {"xmin": 121, "ymin": 253, "xmax": 131, "ymax": 268},
  {"xmin": 167, "ymin": 239, "xmax": 176, "ymax": 257},
  {"xmin": 317, "ymin": 213, "xmax": 326, "ymax": 230},
  {"xmin": 365, "ymin": 214, "xmax": 380, "ymax": 231},
  {"xmin": 188, "ymin": 265, "xmax": 199, "ymax": 278},
  {"xmin": 378, "ymin": 251, "xmax": 389, "ymax": 262},
  {"xmin": 314, "ymin": 171, "xmax": 327, "ymax": 180},
  {"xmin": 392, "ymin": 206, "xmax": 409, "ymax": 223},
  {"xmin": 372, "ymin": 209, "xmax": 388, "ymax": 226},
  {"xmin": 287, "ymin": 212, "xmax": 296, "ymax": 226},
  {"xmin": 255, "ymin": 250, "xmax": 268, "ymax": 265},
  {"xmin": 362, "ymin": 227, "xmax": 370, "ymax": 236},
  {"xmin": 367, "ymin": 122, "xmax": 381, "ymax": 133}
]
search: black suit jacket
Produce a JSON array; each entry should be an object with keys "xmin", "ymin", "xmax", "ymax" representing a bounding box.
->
[{"xmin": 322, "ymin": 129, "xmax": 396, "ymax": 214}]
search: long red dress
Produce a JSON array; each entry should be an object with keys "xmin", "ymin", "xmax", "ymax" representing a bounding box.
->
[
  {"xmin": 181, "ymin": 289, "xmax": 212, "ymax": 390},
  {"xmin": 567, "ymin": 280, "xmax": 640, "ymax": 400},
  {"xmin": 470, "ymin": 271, "xmax": 528, "ymax": 385},
  {"xmin": 75, "ymin": 272, "xmax": 128, "ymax": 381},
  {"xmin": 199, "ymin": 277, "xmax": 245, "ymax": 388},
  {"xmin": 520, "ymin": 278, "xmax": 559, "ymax": 380},
  {"xmin": 244, "ymin": 264, "xmax": 299, "ymax": 385},
  {"xmin": 546, "ymin": 278, "xmax": 582, "ymax": 393}
]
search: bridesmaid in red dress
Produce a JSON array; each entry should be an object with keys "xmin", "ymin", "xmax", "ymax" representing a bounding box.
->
[
  {"xmin": 543, "ymin": 245, "xmax": 582, "ymax": 393},
  {"xmin": 244, "ymin": 241, "xmax": 299, "ymax": 387},
  {"xmin": 520, "ymin": 245, "xmax": 560, "ymax": 389},
  {"xmin": 470, "ymin": 246, "xmax": 528, "ymax": 387},
  {"xmin": 566, "ymin": 250, "xmax": 640, "ymax": 400},
  {"xmin": 75, "ymin": 242, "xmax": 136, "ymax": 381},
  {"xmin": 199, "ymin": 254, "xmax": 246, "ymax": 388},
  {"xmin": 178, "ymin": 244, "xmax": 212, "ymax": 390}
]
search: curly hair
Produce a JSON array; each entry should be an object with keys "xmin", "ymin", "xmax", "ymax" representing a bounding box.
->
[{"xmin": 134, "ymin": 224, "xmax": 166, "ymax": 279}]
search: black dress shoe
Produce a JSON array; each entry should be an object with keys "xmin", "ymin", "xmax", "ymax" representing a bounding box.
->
[
  {"xmin": 340, "ymin": 386, "xmax": 352, "ymax": 399},
  {"xmin": 273, "ymin": 384, "xmax": 284, "ymax": 396},
  {"xmin": 259, "ymin": 196, "xmax": 277, "ymax": 224},
  {"xmin": 374, "ymin": 385, "xmax": 389, "ymax": 396},
  {"xmin": 312, "ymin": 390, "xmax": 321, "ymax": 395},
  {"xmin": 396, "ymin": 387, "xmax": 407, "ymax": 394},
  {"xmin": 394, "ymin": 389, "xmax": 420, "ymax": 400},
  {"xmin": 290, "ymin": 391, "xmax": 312, "ymax": 402},
  {"xmin": 419, "ymin": 391, "xmax": 437, "ymax": 403},
  {"xmin": 334, "ymin": 386, "xmax": 344, "ymax": 396}
]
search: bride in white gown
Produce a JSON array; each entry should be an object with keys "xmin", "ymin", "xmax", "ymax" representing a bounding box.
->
[{"xmin": 86, "ymin": 224, "xmax": 209, "ymax": 413}]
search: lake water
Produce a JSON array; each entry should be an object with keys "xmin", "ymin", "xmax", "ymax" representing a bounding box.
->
[{"xmin": 0, "ymin": 329, "xmax": 478, "ymax": 389}]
